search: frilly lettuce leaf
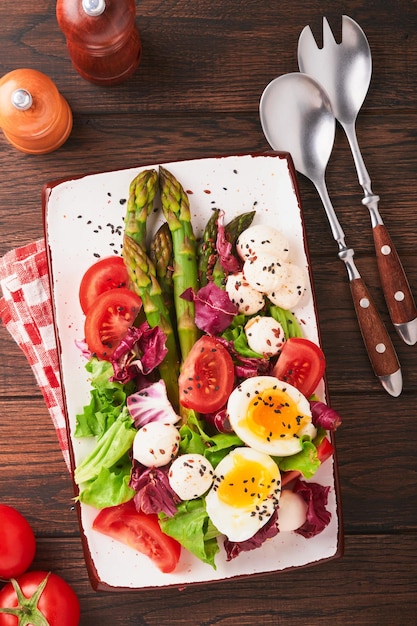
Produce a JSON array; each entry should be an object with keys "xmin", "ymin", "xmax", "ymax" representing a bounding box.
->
[
  {"xmin": 75, "ymin": 358, "xmax": 135, "ymax": 439},
  {"xmin": 273, "ymin": 437, "xmax": 321, "ymax": 479},
  {"xmin": 74, "ymin": 408, "xmax": 136, "ymax": 486},
  {"xmin": 179, "ymin": 412, "xmax": 243, "ymax": 468},
  {"xmin": 77, "ymin": 453, "xmax": 135, "ymax": 509},
  {"xmin": 159, "ymin": 498, "xmax": 220, "ymax": 569}
]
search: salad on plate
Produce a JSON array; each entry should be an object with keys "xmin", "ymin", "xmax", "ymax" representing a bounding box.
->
[{"xmin": 70, "ymin": 165, "xmax": 342, "ymax": 575}]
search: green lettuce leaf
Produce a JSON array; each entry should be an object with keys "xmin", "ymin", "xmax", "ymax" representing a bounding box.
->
[
  {"xmin": 221, "ymin": 314, "xmax": 263, "ymax": 358},
  {"xmin": 74, "ymin": 408, "xmax": 136, "ymax": 485},
  {"xmin": 75, "ymin": 358, "xmax": 136, "ymax": 439},
  {"xmin": 273, "ymin": 437, "xmax": 321, "ymax": 479},
  {"xmin": 180, "ymin": 412, "xmax": 243, "ymax": 468},
  {"xmin": 159, "ymin": 498, "xmax": 220, "ymax": 568},
  {"xmin": 77, "ymin": 453, "xmax": 135, "ymax": 509}
]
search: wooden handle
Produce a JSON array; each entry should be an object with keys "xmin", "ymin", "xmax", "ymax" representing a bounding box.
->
[
  {"xmin": 373, "ymin": 224, "xmax": 417, "ymax": 325},
  {"xmin": 350, "ymin": 277, "xmax": 400, "ymax": 378}
]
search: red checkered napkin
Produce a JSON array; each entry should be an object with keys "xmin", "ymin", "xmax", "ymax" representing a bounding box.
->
[{"xmin": 0, "ymin": 240, "xmax": 71, "ymax": 471}]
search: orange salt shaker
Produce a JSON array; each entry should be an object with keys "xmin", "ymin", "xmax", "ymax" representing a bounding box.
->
[
  {"xmin": 56, "ymin": 0, "xmax": 142, "ymax": 86},
  {"xmin": 0, "ymin": 69, "xmax": 73, "ymax": 154}
]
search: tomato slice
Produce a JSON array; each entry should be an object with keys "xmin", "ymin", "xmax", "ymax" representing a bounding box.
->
[
  {"xmin": 84, "ymin": 287, "xmax": 142, "ymax": 360},
  {"xmin": 272, "ymin": 337, "xmax": 326, "ymax": 398},
  {"xmin": 92, "ymin": 500, "xmax": 181, "ymax": 573},
  {"xmin": 178, "ymin": 336, "xmax": 235, "ymax": 413},
  {"xmin": 79, "ymin": 256, "xmax": 129, "ymax": 315}
]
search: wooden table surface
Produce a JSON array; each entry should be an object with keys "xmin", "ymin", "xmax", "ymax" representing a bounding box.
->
[{"xmin": 1, "ymin": 1, "xmax": 416, "ymax": 624}]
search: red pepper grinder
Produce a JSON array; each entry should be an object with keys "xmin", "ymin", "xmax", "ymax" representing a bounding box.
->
[
  {"xmin": 56, "ymin": 0, "xmax": 142, "ymax": 86},
  {"xmin": 0, "ymin": 69, "xmax": 73, "ymax": 154}
]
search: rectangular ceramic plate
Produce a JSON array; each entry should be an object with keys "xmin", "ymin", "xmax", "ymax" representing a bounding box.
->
[{"xmin": 43, "ymin": 152, "xmax": 343, "ymax": 591}]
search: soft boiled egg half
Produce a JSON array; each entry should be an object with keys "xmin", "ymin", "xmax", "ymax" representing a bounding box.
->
[
  {"xmin": 227, "ymin": 376, "xmax": 317, "ymax": 457},
  {"xmin": 205, "ymin": 447, "xmax": 281, "ymax": 542}
]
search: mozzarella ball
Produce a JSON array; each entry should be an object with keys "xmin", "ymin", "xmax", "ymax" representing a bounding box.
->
[
  {"xmin": 227, "ymin": 376, "xmax": 317, "ymax": 457},
  {"xmin": 267, "ymin": 262, "xmax": 306, "ymax": 310},
  {"xmin": 225, "ymin": 271, "xmax": 265, "ymax": 315},
  {"xmin": 277, "ymin": 489, "xmax": 308, "ymax": 532},
  {"xmin": 168, "ymin": 453, "xmax": 214, "ymax": 500},
  {"xmin": 133, "ymin": 422, "xmax": 180, "ymax": 467},
  {"xmin": 205, "ymin": 447, "xmax": 281, "ymax": 542},
  {"xmin": 236, "ymin": 225, "xmax": 290, "ymax": 262},
  {"xmin": 244, "ymin": 315, "xmax": 286, "ymax": 357},
  {"xmin": 243, "ymin": 253, "xmax": 288, "ymax": 293}
]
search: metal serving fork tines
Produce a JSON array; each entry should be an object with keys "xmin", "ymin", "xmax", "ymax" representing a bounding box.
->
[{"xmin": 298, "ymin": 15, "xmax": 417, "ymax": 345}]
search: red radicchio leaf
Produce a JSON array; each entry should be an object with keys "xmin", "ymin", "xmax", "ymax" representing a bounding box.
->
[
  {"xmin": 127, "ymin": 380, "xmax": 180, "ymax": 428},
  {"xmin": 310, "ymin": 401, "xmax": 342, "ymax": 432},
  {"xmin": 215, "ymin": 336, "xmax": 272, "ymax": 378},
  {"xmin": 75, "ymin": 338, "xmax": 91, "ymax": 359},
  {"xmin": 181, "ymin": 283, "xmax": 238, "ymax": 335},
  {"xmin": 129, "ymin": 461, "xmax": 180, "ymax": 517},
  {"xmin": 110, "ymin": 322, "xmax": 168, "ymax": 384},
  {"xmin": 292, "ymin": 478, "xmax": 331, "ymax": 538},
  {"xmin": 224, "ymin": 509, "xmax": 279, "ymax": 561},
  {"xmin": 216, "ymin": 210, "xmax": 241, "ymax": 274}
]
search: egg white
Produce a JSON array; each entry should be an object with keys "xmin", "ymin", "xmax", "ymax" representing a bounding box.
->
[
  {"xmin": 205, "ymin": 447, "xmax": 281, "ymax": 542},
  {"xmin": 227, "ymin": 376, "xmax": 316, "ymax": 457}
]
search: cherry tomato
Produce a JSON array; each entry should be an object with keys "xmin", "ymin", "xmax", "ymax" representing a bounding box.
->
[
  {"xmin": 272, "ymin": 337, "xmax": 326, "ymax": 398},
  {"xmin": 84, "ymin": 287, "xmax": 142, "ymax": 360},
  {"xmin": 178, "ymin": 336, "xmax": 235, "ymax": 414},
  {"xmin": 0, "ymin": 504, "xmax": 36, "ymax": 579},
  {"xmin": 79, "ymin": 256, "xmax": 129, "ymax": 315},
  {"xmin": 316, "ymin": 436, "xmax": 334, "ymax": 464},
  {"xmin": 92, "ymin": 500, "xmax": 181, "ymax": 574},
  {"xmin": 0, "ymin": 571, "xmax": 80, "ymax": 626}
]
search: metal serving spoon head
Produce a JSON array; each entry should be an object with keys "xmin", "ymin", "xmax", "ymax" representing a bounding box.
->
[{"xmin": 259, "ymin": 72, "xmax": 336, "ymax": 188}]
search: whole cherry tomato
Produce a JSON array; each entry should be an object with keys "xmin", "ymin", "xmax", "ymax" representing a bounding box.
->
[
  {"xmin": 0, "ymin": 504, "xmax": 36, "ymax": 579},
  {"xmin": 0, "ymin": 571, "xmax": 80, "ymax": 626}
]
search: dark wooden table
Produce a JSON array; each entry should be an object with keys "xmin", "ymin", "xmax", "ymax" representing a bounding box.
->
[{"xmin": 1, "ymin": 1, "xmax": 416, "ymax": 624}]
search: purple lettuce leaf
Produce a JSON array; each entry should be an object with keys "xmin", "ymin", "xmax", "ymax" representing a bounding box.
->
[
  {"xmin": 215, "ymin": 336, "xmax": 272, "ymax": 378},
  {"xmin": 110, "ymin": 322, "xmax": 168, "ymax": 384},
  {"xmin": 129, "ymin": 461, "xmax": 180, "ymax": 517},
  {"xmin": 310, "ymin": 401, "xmax": 342, "ymax": 432},
  {"xmin": 181, "ymin": 283, "xmax": 238, "ymax": 335},
  {"xmin": 127, "ymin": 379, "xmax": 180, "ymax": 428},
  {"xmin": 293, "ymin": 478, "xmax": 331, "ymax": 538},
  {"xmin": 216, "ymin": 210, "xmax": 242, "ymax": 274},
  {"xmin": 224, "ymin": 509, "xmax": 279, "ymax": 561}
]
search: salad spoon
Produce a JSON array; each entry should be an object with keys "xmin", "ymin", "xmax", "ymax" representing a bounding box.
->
[
  {"xmin": 298, "ymin": 15, "xmax": 417, "ymax": 345},
  {"xmin": 259, "ymin": 72, "xmax": 402, "ymax": 397}
]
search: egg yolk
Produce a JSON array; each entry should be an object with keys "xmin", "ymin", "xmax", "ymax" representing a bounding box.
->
[
  {"xmin": 242, "ymin": 386, "xmax": 310, "ymax": 442},
  {"xmin": 216, "ymin": 453, "xmax": 277, "ymax": 509}
]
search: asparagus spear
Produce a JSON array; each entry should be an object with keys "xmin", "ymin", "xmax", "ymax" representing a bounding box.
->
[
  {"xmin": 124, "ymin": 169, "xmax": 158, "ymax": 248},
  {"xmin": 159, "ymin": 166, "xmax": 200, "ymax": 361},
  {"xmin": 149, "ymin": 222, "xmax": 174, "ymax": 305},
  {"xmin": 149, "ymin": 222, "xmax": 176, "ymax": 330},
  {"xmin": 122, "ymin": 233, "xmax": 180, "ymax": 409},
  {"xmin": 197, "ymin": 208, "xmax": 220, "ymax": 287}
]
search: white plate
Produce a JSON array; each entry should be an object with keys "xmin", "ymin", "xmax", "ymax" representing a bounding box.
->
[{"xmin": 43, "ymin": 152, "xmax": 343, "ymax": 591}]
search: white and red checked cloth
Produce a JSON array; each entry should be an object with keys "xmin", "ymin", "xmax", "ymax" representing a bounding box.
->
[{"xmin": 0, "ymin": 240, "xmax": 71, "ymax": 471}]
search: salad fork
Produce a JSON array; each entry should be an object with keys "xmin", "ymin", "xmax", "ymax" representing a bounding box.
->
[{"xmin": 298, "ymin": 15, "xmax": 417, "ymax": 345}]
